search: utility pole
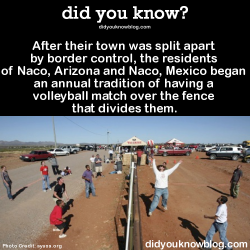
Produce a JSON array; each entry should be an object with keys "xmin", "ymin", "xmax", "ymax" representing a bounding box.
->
[
  {"xmin": 107, "ymin": 130, "xmax": 109, "ymax": 147},
  {"xmin": 52, "ymin": 116, "xmax": 57, "ymax": 148}
]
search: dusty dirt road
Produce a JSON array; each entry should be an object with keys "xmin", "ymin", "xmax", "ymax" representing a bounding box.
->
[{"xmin": 1, "ymin": 151, "xmax": 250, "ymax": 250}]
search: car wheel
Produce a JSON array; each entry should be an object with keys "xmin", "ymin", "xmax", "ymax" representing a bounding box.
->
[
  {"xmin": 66, "ymin": 153, "xmax": 69, "ymax": 156},
  {"xmin": 73, "ymin": 150, "xmax": 77, "ymax": 154},
  {"xmin": 163, "ymin": 152, "xmax": 167, "ymax": 157},
  {"xmin": 232, "ymin": 154, "xmax": 239, "ymax": 161},
  {"xmin": 186, "ymin": 152, "xmax": 190, "ymax": 156},
  {"xmin": 246, "ymin": 158, "xmax": 250, "ymax": 163},
  {"xmin": 210, "ymin": 154, "xmax": 216, "ymax": 160},
  {"xmin": 31, "ymin": 158, "xmax": 35, "ymax": 162}
]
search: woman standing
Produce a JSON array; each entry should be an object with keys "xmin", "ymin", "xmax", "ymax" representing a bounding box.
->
[{"xmin": 1, "ymin": 165, "xmax": 13, "ymax": 200}]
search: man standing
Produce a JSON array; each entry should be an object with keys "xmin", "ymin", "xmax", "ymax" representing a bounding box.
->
[
  {"xmin": 1, "ymin": 165, "xmax": 13, "ymax": 200},
  {"xmin": 53, "ymin": 177, "xmax": 69, "ymax": 203},
  {"xmin": 136, "ymin": 148, "xmax": 143, "ymax": 166},
  {"xmin": 40, "ymin": 161, "xmax": 51, "ymax": 192},
  {"xmin": 90, "ymin": 154, "xmax": 95, "ymax": 173},
  {"xmin": 109, "ymin": 148, "xmax": 114, "ymax": 160},
  {"xmin": 95, "ymin": 154, "xmax": 104, "ymax": 178},
  {"xmin": 230, "ymin": 164, "xmax": 243, "ymax": 198},
  {"xmin": 50, "ymin": 199, "xmax": 67, "ymax": 238},
  {"xmin": 148, "ymin": 158, "xmax": 182, "ymax": 216},
  {"xmin": 82, "ymin": 165, "xmax": 97, "ymax": 198},
  {"xmin": 201, "ymin": 196, "xmax": 233, "ymax": 250},
  {"xmin": 49, "ymin": 155, "xmax": 60, "ymax": 175}
]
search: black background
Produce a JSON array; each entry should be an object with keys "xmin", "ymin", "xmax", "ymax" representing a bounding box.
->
[{"xmin": 0, "ymin": 2, "xmax": 248, "ymax": 115}]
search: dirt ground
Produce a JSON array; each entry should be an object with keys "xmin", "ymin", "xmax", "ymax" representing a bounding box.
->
[{"xmin": 1, "ymin": 151, "xmax": 250, "ymax": 250}]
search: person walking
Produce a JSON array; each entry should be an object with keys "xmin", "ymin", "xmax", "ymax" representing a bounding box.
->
[
  {"xmin": 136, "ymin": 148, "xmax": 143, "ymax": 166},
  {"xmin": 1, "ymin": 165, "xmax": 13, "ymax": 200},
  {"xmin": 82, "ymin": 165, "xmax": 97, "ymax": 198},
  {"xmin": 50, "ymin": 199, "xmax": 67, "ymax": 238},
  {"xmin": 148, "ymin": 158, "xmax": 182, "ymax": 216},
  {"xmin": 49, "ymin": 155, "xmax": 60, "ymax": 175},
  {"xmin": 201, "ymin": 196, "xmax": 233, "ymax": 250},
  {"xmin": 95, "ymin": 154, "xmax": 104, "ymax": 178},
  {"xmin": 230, "ymin": 164, "xmax": 243, "ymax": 199},
  {"xmin": 53, "ymin": 177, "xmax": 69, "ymax": 203},
  {"xmin": 90, "ymin": 154, "xmax": 95, "ymax": 172},
  {"xmin": 40, "ymin": 161, "xmax": 52, "ymax": 192}
]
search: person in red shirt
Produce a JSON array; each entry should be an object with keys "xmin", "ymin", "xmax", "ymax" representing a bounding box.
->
[
  {"xmin": 137, "ymin": 148, "xmax": 143, "ymax": 166},
  {"xmin": 50, "ymin": 199, "xmax": 67, "ymax": 238},
  {"xmin": 40, "ymin": 161, "xmax": 51, "ymax": 192}
]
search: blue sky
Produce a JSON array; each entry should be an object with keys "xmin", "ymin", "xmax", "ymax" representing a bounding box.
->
[{"xmin": 0, "ymin": 116, "xmax": 249, "ymax": 145}]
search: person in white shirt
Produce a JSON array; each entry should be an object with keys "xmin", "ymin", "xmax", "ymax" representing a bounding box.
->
[
  {"xmin": 148, "ymin": 158, "xmax": 182, "ymax": 216},
  {"xmin": 201, "ymin": 196, "xmax": 233, "ymax": 250},
  {"xmin": 109, "ymin": 149, "xmax": 114, "ymax": 160},
  {"xmin": 90, "ymin": 155, "xmax": 95, "ymax": 172}
]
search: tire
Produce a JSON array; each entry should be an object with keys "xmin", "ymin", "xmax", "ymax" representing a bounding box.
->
[
  {"xmin": 73, "ymin": 150, "xmax": 77, "ymax": 154},
  {"xmin": 163, "ymin": 152, "xmax": 167, "ymax": 157},
  {"xmin": 31, "ymin": 158, "xmax": 35, "ymax": 162},
  {"xmin": 66, "ymin": 153, "xmax": 69, "ymax": 156},
  {"xmin": 246, "ymin": 158, "xmax": 250, "ymax": 163},
  {"xmin": 210, "ymin": 154, "xmax": 216, "ymax": 160},
  {"xmin": 232, "ymin": 154, "xmax": 239, "ymax": 161},
  {"xmin": 186, "ymin": 152, "xmax": 190, "ymax": 156}
]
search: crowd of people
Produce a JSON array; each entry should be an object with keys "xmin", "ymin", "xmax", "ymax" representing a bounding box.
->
[{"xmin": 0, "ymin": 147, "xmax": 245, "ymax": 246}]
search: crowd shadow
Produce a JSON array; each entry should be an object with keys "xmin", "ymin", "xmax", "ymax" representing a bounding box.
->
[
  {"xmin": 178, "ymin": 217, "xmax": 205, "ymax": 243},
  {"xmin": 139, "ymin": 193, "xmax": 154, "ymax": 215},
  {"xmin": 207, "ymin": 186, "xmax": 230, "ymax": 196},
  {"xmin": 49, "ymin": 181, "xmax": 57, "ymax": 189},
  {"xmin": 63, "ymin": 214, "xmax": 74, "ymax": 234},
  {"xmin": 12, "ymin": 186, "xmax": 28, "ymax": 199},
  {"xmin": 63, "ymin": 199, "xmax": 74, "ymax": 214}
]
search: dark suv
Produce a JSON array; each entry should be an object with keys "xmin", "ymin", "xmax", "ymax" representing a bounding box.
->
[
  {"xmin": 20, "ymin": 150, "xmax": 53, "ymax": 162},
  {"xmin": 206, "ymin": 146, "xmax": 243, "ymax": 161}
]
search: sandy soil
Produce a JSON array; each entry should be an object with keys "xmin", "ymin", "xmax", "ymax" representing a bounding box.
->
[{"xmin": 1, "ymin": 151, "xmax": 250, "ymax": 250}]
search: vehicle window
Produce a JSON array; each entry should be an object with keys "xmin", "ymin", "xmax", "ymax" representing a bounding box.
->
[{"xmin": 221, "ymin": 148, "xmax": 226, "ymax": 151}]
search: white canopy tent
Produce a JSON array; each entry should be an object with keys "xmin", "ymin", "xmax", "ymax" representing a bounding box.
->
[
  {"xmin": 121, "ymin": 136, "xmax": 147, "ymax": 146},
  {"xmin": 165, "ymin": 138, "xmax": 185, "ymax": 147}
]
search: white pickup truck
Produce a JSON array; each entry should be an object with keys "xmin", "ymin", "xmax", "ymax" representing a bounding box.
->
[{"xmin": 61, "ymin": 145, "xmax": 80, "ymax": 154}]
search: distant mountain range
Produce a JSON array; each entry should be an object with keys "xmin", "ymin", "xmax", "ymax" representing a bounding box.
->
[{"xmin": 0, "ymin": 140, "xmax": 93, "ymax": 146}]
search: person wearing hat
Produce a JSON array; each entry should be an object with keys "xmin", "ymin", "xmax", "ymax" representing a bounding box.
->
[
  {"xmin": 201, "ymin": 196, "xmax": 233, "ymax": 250},
  {"xmin": 148, "ymin": 158, "xmax": 182, "ymax": 216},
  {"xmin": 53, "ymin": 177, "xmax": 69, "ymax": 203}
]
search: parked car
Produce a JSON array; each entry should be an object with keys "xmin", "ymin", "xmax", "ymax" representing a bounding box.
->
[
  {"xmin": 242, "ymin": 148, "xmax": 250, "ymax": 157},
  {"xmin": 157, "ymin": 148, "xmax": 192, "ymax": 156},
  {"xmin": 61, "ymin": 145, "xmax": 80, "ymax": 154},
  {"xmin": 20, "ymin": 150, "xmax": 54, "ymax": 162},
  {"xmin": 206, "ymin": 146, "xmax": 243, "ymax": 161},
  {"xmin": 47, "ymin": 148, "xmax": 70, "ymax": 156},
  {"xmin": 243, "ymin": 154, "xmax": 250, "ymax": 163}
]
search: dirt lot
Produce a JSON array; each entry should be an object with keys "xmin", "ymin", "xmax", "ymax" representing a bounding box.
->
[{"xmin": 1, "ymin": 151, "xmax": 250, "ymax": 250}]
